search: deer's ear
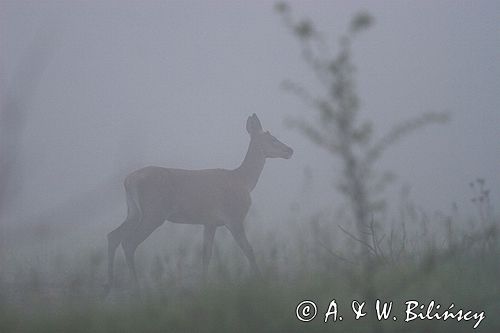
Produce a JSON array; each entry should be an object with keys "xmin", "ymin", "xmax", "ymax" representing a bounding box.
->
[{"xmin": 246, "ymin": 113, "xmax": 262, "ymax": 135}]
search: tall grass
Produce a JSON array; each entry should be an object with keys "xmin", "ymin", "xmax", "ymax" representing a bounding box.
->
[{"xmin": 0, "ymin": 197, "xmax": 498, "ymax": 332}]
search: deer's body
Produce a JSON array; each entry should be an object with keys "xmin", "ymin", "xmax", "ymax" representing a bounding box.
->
[
  {"xmin": 125, "ymin": 166, "xmax": 251, "ymax": 228},
  {"xmin": 104, "ymin": 114, "xmax": 292, "ymax": 295}
]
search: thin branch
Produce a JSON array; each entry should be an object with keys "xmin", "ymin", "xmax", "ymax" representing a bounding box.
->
[
  {"xmin": 318, "ymin": 239, "xmax": 356, "ymax": 265},
  {"xmin": 365, "ymin": 111, "xmax": 450, "ymax": 166},
  {"xmin": 338, "ymin": 224, "xmax": 377, "ymax": 255},
  {"xmin": 281, "ymin": 80, "xmax": 317, "ymax": 108},
  {"xmin": 300, "ymin": 41, "xmax": 331, "ymax": 89},
  {"xmin": 284, "ymin": 117, "xmax": 328, "ymax": 149}
]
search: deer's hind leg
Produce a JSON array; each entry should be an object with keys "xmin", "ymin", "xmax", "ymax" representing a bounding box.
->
[
  {"xmin": 202, "ymin": 225, "xmax": 217, "ymax": 282},
  {"xmin": 121, "ymin": 213, "xmax": 164, "ymax": 291},
  {"xmin": 104, "ymin": 190, "xmax": 140, "ymax": 297}
]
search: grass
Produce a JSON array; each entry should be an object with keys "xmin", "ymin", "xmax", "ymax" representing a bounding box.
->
[
  {"xmin": 0, "ymin": 232, "xmax": 498, "ymax": 333},
  {"xmin": 0, "ymin": 194, "xmax": 498, "ymax": 333}
]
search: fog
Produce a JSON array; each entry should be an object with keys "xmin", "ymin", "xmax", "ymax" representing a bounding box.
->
[
  {"xmin": 0, "ymin": 1, "xmax": 499, "ymax": 331},
  {"xmin": 2, "ymin": 1, "xmax": 498, "ymax": 229}
]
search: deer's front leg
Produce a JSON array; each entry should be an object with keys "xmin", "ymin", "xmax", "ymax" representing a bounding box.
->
[
  {"xmin": 227, "ymin": 223, "xmax": 261, "ymax": 278},
  {"xmin": 202, "ymin": 225, "xmax": 216, "ymax": 281}
]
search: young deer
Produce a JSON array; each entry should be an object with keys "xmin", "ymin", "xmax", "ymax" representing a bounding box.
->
[{"xmin": 105, "ymin": 114, "xmax": 293, "ymax": 294}]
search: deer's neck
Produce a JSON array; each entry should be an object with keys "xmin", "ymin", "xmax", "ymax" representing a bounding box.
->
[{"xmin": 235, "ymin": 138, "xmax": 265, "ymax": 192}]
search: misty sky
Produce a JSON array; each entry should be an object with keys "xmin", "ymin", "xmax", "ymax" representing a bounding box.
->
[{"xmin": 1, "ymin": 1, "xmax": 499, "ymax": 230}]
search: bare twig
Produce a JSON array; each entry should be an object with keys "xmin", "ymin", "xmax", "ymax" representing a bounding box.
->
[
  {"xmin": 318, "ymin": 239, "xmax": 356, "ymax": 265},
  {"xmin": 338, "ymin": 224, "xmax": 377, "ymax": 255}
]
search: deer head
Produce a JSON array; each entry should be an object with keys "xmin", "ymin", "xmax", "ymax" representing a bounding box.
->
[{"xmin": 246, "ymin": 113, "xmax": 293, "ymax": 159}]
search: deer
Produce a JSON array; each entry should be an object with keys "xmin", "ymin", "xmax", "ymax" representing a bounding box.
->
[{"xmin": 104, "ymin": 114, "xmax": 293, "ymax": 295}]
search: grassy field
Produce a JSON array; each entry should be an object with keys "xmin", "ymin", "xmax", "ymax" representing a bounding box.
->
[{"xmin": 0, "ymin": 217, "xmax": 498, "ymax": 333}]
